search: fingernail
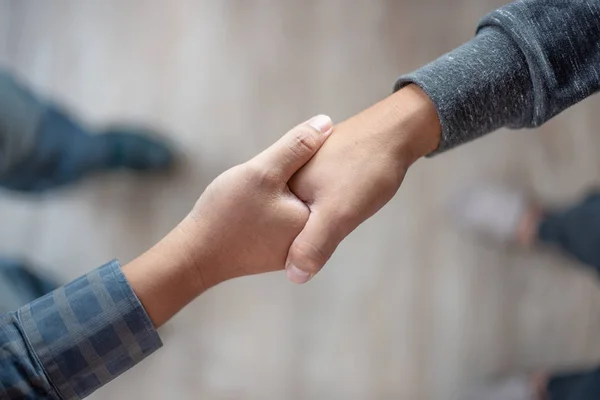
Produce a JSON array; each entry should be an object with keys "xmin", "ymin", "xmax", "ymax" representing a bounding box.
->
[
  {"xmin": 307, "ymin": 114, "xmax": 333, "ymax": 135},
  {"xmin": 286, "ymin": 263, "xmax": 312, "ymax": 284}
]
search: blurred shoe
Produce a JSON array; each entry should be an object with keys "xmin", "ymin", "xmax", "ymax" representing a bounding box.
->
[
  {"xmin": 0, "ymin": 258, "xmax": 59, "ymax": 313},
  {"xmin": 451, "ymin": 185, "xmax": 538, "ymax": 245},
  {"xmin": 0, "ymin": 108, "xmax": 175, "ymax": 192},
  {"xmin": 462, "ymin": 374, "xmax": 546, "ymax": 400},
  {"xmin": 462, "ymin": 376, "xmax": 541, "ymax": 400},
  {"xmin": 97, "ymin": 127, "xmax": 174, "ymax": 171}
]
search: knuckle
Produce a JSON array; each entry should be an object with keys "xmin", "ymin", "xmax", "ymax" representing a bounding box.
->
[
  {"xmin": 287, "ymin": 127, "xmax": 318, "ymax": 157},
  {"xmin": 290, "ymin": 240, "xmax": 329, "ymax": 274},
  {"xmin": 286, "ymin": 200, "xmax": 311, "ymax": 227}
]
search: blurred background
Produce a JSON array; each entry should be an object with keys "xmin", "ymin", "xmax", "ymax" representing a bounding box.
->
[{"xmin": 2, "ymin": 1, "xmax": 600, "ymax": 399}]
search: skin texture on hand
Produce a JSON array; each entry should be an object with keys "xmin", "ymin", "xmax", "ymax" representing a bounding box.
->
[
  {"xmin": 286, "ymin": 85, "xmax": 441, "ymax": 283},
  {"xmin": 124, "ymin": 115, "xmax": 333, "ymax": 327}
]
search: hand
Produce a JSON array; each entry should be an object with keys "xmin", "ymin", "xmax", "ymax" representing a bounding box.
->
[
  {"xmin": 183, "ymin": 114, "xmax": 334, "ymax": 286},
  {"xmin": 285, "ymin": 85, "xmax": 441, "ymax": 283},
  {"xmin": 125, "ymin": 115, "xmax": 333, "ymax": 326}
]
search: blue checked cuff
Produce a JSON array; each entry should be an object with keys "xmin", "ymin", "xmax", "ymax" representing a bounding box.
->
[{"xmin": 12, "ymin": 260, "xmax": 162, "ymax": 399}]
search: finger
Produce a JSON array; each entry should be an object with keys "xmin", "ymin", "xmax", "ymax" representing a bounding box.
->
[
  {"xmin": 285, "ymin": 209, "xmax": 344, "ymax": 284},
  {"xmin": 251, "ymin": 115, "xmax": 333, "ymax": 181}
]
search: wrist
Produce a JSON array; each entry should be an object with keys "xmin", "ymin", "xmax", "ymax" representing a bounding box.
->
[
  {"xmin": 355, "ymin": 84, "xmax": 440, "ymax": 168},
  {"xmin": 166, "ymin": 216, "xmax": 226, "ymax": 291},
  {"xmin": 123, "ymin": 235, "xmax": 204, "ymax": 327},
  {"xmin": 337, "ymin": 84, "xmax": 440, "ymax": 171},
  {"xmin": 122, "ymin": 219, "xmax": 223, "ymax": 328},
  {"xmin": 389, "ymin": 84, "xmax": 441, "ymax": 163}
]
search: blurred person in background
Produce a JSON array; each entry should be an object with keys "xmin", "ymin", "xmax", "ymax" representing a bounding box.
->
[
  {"xmin": 282, "ymin": 0, "xmax": 600, "ymax": 398},
  {"xmin": 456, "ymin": 186, "xmax": 600, "ymax": 399},
  {"xmin": 0, "ymin": 70, "xmax": 174, "ymax": 313}
]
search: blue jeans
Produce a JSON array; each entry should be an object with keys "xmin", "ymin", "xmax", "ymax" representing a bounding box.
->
[
  {"xmin": 539, "ymin": 192, "xmax": 600, "ymax": 273},
  {"xmin": 0, "ymin": 259, "xmax": 57, "ymax": 313},
  {"xmin": 0, "ymin": 70, "xmax": 172, "ymax": 313},
  {"xmin": 547, "ymin": 367, "xmax": 600, "ymax": 400},
  {"xmin": 0, "ymin": 70, "xmax": 172, "ymax": 192},
  {"xmin": 0, "ymin": 71, "xmax": 105, "ymax": 312},
  {"xmin": 536, "ymin": 192, "xmax": 600, "ymax": 400}
]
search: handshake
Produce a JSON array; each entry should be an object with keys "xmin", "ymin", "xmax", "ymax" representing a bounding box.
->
[{"xmin": 126, "ymin": 85, "xmax": 441, "ymax": 326}]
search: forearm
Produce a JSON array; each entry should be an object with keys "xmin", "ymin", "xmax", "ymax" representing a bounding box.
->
[
  {"xmin": 122, "ymin": 218, "xmax": 218, "ymax": 328},
  {"xmin": 396, "ymin": 0, "xmax": 600, "ymax": 153},
  {"xmin": 0, "ymin": 222, "xmax": 224, "ymax": 399}
]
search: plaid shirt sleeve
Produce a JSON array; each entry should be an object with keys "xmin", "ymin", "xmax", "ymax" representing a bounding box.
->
[{"xmin": 0, "ymin": 260, "xmax": 163, "ymax": 399}]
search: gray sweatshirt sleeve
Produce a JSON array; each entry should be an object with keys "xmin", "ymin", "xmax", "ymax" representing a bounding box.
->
[{"xmin": 395, "ymin": 0, "xmax": 600, "ymax": 154}]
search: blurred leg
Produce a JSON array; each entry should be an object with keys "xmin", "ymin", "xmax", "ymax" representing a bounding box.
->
[
  {"xmin": 0, "ymin": 69, "xmax": 175, "ymax": 192},
  {"xmin": 546, "ymin": 367, "xmax": 600, "ymax": 400},
  {"xmin": 0, "ymin": 258, "xmax": 58, "ymax": 313},
  {"xmin": 454, "ymin": 188, "xmax": 600, "ymax": 399},
  {"xmin": 0, "ymin": 70, "xmax": 176, "ymax": 309},
  {"xmin": 461, "ymin": 376, "xmax": 535, "ymax": 399},
  {"xmin": 460, "ymin": 369, "xmax": 600, "ymax": 400},
  {"xmin": 538, "ymin": 192, "xmax": 600, "ymax": 273},
  {"xmin": 538, "ymin": 193, "xmax": 600, "ymax": 397},
  {"xmin": 453, "ymin": 186, "xmax": 600, "ymax": 272},
  {"xmin": 0, "ymin": 71, "xmax": 45, "ymax": 177}
]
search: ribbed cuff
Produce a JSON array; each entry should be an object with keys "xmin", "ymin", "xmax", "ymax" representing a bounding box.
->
[{"xmin": 394, "ymin": 27, "xmax": 533, "ymax": 155}]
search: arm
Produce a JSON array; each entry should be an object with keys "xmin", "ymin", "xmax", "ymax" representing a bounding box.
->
[
  {"xmin": 397, "ymin": 0, "xmax": 600, "ymax": 153},
  {"xmin": 0, "ymin": 115, "xmax": 333, "ymax": 399},
  {"xmin": 285, "ymin": 0, "xmax": 600, "ymax": 282},
  {"xmin": 0, "ymin": 261, "xmax": 162, "ymax": 399}
]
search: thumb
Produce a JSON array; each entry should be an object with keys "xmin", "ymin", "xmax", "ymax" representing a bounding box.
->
[
  {"xmin": 251, "ymin": 115, "xmax": 333, "ymax": 181},
  {"xmin": 285, "ymin": 209, "xmax": 343, "ymax": 284}
]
